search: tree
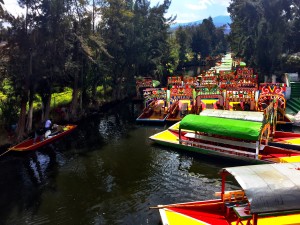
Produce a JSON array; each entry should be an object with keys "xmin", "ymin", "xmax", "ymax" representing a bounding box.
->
[
  {"xmin": 228, "ymin": 0, "xmax": 296, "ymax": 79},
  {"xmin": 175, "ymin": 26, "xmax": 191, "ymax": 70}
]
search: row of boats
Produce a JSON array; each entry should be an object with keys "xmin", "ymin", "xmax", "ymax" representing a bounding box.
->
[
  {"xmin": 144, "ymin": 54, "xmax": 300, "ymax": 224},
  {"xmin": 135, "ymin": 58, "xmax": 292, "ymax": 126}
]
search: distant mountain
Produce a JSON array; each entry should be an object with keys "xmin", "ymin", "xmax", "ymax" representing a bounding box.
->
[{"xmin": 170, "ymin": 15, "xmax": 231, "ymax": 33}]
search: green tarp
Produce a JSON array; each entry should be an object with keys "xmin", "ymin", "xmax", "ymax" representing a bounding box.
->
[{"xmin": 179, "ymin": 114, "xmax": 263, "ymax": 141}]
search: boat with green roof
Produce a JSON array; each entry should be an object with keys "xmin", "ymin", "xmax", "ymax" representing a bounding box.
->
[{"xmin": 149, "ymin": 113, "xmax": 300, "ymax": 164}]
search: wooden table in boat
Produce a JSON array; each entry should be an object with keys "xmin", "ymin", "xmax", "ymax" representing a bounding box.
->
[{"xmin": 233, "ymin": 206, "xmax": 252, "ymax": 225}]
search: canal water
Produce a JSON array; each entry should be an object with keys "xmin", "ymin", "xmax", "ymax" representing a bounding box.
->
[{"xmin": 0, "ymin": 102, "xmax": 245, "ymax": 225}]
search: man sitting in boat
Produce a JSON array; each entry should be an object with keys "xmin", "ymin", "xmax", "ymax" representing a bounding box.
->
[{"xmin": 44, "ymin": 118, "xmax": 53, "ymax": 139}]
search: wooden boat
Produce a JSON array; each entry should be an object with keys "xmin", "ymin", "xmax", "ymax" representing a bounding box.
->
[
  {"xmin": 150, "ymin": 114, "xmax": 300, "ymax": 164},
  {"xmin": 154, "ymin": 163, "xmax": 300, "ymax": 225},
  {"xmin": 166, "ymin": 99, "xmax": 194, "ymax": 122},
  {"xmin": 258, "ymin": 83, "xmax": 293, "ymax": 127},
  {"xmin": 136, "ymin": 99, "xmax": 168, "ymax": 122},
  {"xmin": 166, "ymin": 86, "xmax": 194, "ymax": 122},
  {"xmin": 269, "ymin": 130, "xmax": 300, "ymax": 150},
  {"xmin": 200, "ymin": 109, "xmax": 300, "ymax": 151},
  {"xmin": 136, "ymin": 88, "xmax": 168, "ymax": 123},
  {"xmin": 9, "ymin": 124, "xmax": 77, "ymax": 151}
]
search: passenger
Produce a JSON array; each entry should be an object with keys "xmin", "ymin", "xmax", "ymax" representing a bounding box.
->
[{"xmin": 44, "ymin": 118, "xmax": 52, "ymax": 139}]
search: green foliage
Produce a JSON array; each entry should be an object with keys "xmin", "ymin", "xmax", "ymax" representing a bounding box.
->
[
  {"xmin": 0, "ymin": 94, "xmax": 19, "ymax": 127},
  {"xmin": 0, "ymin": 91, "xmax": 5, "ymax": 101},
  {"xmin": 228, "ymin": 0, "xmax": 298, "ymax": 76},
  {"xmin": 96, "ymin": 85, "xmax": 112, "ymax": 97},
  {"xmin": 50, "ymin": 88, "xmax": 73, "ymax": 108}
]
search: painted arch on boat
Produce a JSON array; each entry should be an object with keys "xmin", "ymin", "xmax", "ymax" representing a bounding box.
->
[{"xmin": 179, "ymin": 114, "xmax": 263, "ymax": 141}]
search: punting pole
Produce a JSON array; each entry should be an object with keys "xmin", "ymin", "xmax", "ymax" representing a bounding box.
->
[
  {"xmin": 149, "ymin": 202, "xmax": 222, "ymax": 209},
  {"xmin": 0, "ymin": 149, "xmax": 11, "ymax": 157}
]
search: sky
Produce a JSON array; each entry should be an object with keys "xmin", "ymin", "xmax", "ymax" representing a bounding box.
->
[
  {"xmin": 151, "ymin": 0, "xmax": 231, "ymax": 23},
  {"xmin": 2, "ymin": 0, "xmax": 231, "ymax": 24}
]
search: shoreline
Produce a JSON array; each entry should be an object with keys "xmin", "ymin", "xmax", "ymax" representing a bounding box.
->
[{"xmin": 0, "ymin": 98, "xmax": 129, "ymax": 151}]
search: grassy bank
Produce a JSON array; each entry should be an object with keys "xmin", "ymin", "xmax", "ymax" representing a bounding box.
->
[{"xmin": 0, "ymin": 85, "xmax": 113, "ymax": 146}]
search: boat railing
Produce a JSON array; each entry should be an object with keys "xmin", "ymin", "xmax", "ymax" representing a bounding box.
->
[
  {"xmin": 181, "ymin": 139, "xmax": 257, "ymax": 158},
  {"xmin": 184, "ymin": 133, "xmax": 257, "ymax": 150}
]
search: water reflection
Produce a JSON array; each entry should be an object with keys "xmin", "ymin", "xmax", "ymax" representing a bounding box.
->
[{"xmin": 0, "ymin": 102, "xmax": 245, "ymax": 225}]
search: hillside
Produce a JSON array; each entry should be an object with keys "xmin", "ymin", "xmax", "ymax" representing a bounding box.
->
[{"xmin": 170, "ymin": 15, "xmax": 231, "ymax": 33}]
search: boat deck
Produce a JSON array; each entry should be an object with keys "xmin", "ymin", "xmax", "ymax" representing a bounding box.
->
[
  {"xmin": 164, "ymin": 207, "xmax": 229, "ymax": 225},
  {"xmin": 150, "ymin": 129, "xmax": 300, "ymax": 163},
  {"xmin": 161, "ymin": 203, "xmax": 300, "ymax": 225}
]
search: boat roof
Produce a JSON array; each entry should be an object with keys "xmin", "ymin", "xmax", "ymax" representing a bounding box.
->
[
  {"xmin": 179, "ymin": 114, "xmax": 262, "ymax": 141},
  {"xmin": 200, "ymin": 109, "xmax": 264, "ymax": 122},
  {"xmin": 223, "ymin": 163, "xmax": 300, "ymax": 214}
]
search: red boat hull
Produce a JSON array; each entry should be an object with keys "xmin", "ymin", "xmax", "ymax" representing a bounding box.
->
[{"xmin": 9, "ymin": 125, "xmax": 77, "ymax": 151}]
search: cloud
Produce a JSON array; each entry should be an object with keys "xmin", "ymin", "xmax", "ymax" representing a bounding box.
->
[
  {"xmin": 215, "ymin": 0, "xmax": 231, "ymax": 6},
  {"xmin": 2, "ymin": 0, "xmax": 25, "ymax": 16},
  {"xmin": 185, "ymin": 0, "xmax": 230, "ymax": 11},
  {"xmin": 186, "ymin": 0, "xmax": 215, "ymax": 11}
]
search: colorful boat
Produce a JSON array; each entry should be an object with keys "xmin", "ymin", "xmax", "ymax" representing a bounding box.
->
[
  {"xmin": 170, "ymin": 109, "xmax": 300, "ymax": 152},
  {"xmin": 258, "ymin": 83, "xmax": 293, "ymax": 126},
  {"xmin": 9, "ymin": 124, "xmax": 77, "ymax": 151},
  {"xmin": 269, "ymin": 130, "xmax": 300, "ymax": 150},
  {"xmin": 150, "ymin": 114, "xmax": 300, "ymax": 164},
  {"xmin": 136, "ymin": 88, "xmax": 168, "ymax": 123},
  {"xmin": 136, "ymin": 99, "xmax": 168, "ymax": 122},
  {"xmin": 165, "ymin": 86, "xmax": 195, "ymax": 122},
  {"xmin": 154, "ymin": 162, "xmax": 300, "ymax": 225}
]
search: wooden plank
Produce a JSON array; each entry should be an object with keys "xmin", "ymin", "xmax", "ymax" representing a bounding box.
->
[
  {"xmin": 184, "ymin": 132, "xmax": 257, "ymax": 149},
  {"xmin": 181, "ymin": 139, "xmax": 256, "ymax": 158}
]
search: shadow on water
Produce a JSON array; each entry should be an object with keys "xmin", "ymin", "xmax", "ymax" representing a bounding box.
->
[
  {"xmin": 0, "ymin": 146, "xmax": 62, "ymax": 224},
  {"xmin": 0, "ymin": 101, "xmax": 266, "ymax": 225}
]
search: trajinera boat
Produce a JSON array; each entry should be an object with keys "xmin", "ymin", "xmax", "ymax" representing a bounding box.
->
[
  {"xmin": 149, "ymin": 110, "xmax": 300, "ymax": 164},
  {"xmin": 154, "ymin": 162, "xmax": 300, "ymax": 225},
  {"xmin": 9, "ymin": 124, "xmax": 77, "ymax": 151},
  {"xmin": 136, "ymin": 88, "xmax": 168, "ymax": 123}
]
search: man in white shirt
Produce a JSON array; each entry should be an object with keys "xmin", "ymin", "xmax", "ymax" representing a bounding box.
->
[{"xmin": 44, "ymin": 118, "xmax": 52, "ymax": 138}]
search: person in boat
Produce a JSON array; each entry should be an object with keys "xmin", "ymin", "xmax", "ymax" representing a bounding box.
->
[{"xmin": 44, "ymin": 118, "xmax": 53, "ymax": 139}]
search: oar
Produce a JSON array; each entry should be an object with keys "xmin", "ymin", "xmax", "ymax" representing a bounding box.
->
[
  {"xmin": 149, "ymin": 201, "xmax": 222, "ymax": 209},
  {"xmin": 0, "ymin": 149, "xmax": 11, "ymax": 157},
  {"xmin": 0, "ymin": 135, "xmax": 32, "ymax": 157}
]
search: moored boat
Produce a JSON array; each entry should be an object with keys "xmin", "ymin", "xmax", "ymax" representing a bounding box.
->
[
  {"xmin": 9, "ymin": 124, "xmax": 77, "ymax": 151},
  {"xmin": 150, "ymin": 114, "xmax": 300, "ymax": 164},
  {"xmin": 154, "ymin": 162, "xmax": 300, "ymax": 225},
  {"xmin": 136, "ymin": 99, "xmax": 168, "ymax": 122},
  {"xmin": 136, "ymin": 88, "xmax": 168, "ymax": 123},
  {"xmin": 169, "ymin": 108, "xmax": 300, "ymax": 153}
]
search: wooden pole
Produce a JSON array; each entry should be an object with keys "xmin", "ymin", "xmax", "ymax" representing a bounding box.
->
[{"xmin": 149, "ymin": 201, "xmax": 222, "ymax": 209}]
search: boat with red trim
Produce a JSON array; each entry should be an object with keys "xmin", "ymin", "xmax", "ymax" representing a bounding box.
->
[
  {"xmin": 9, "ymin": 124, "xmax": 77, "ymax": 151},
  {"xmin": 150, "ymin": 113, "xmax": 300, "ymax": 164},
  {"xmin": 153, "ymin": 163, "xmax": 300, "ymax": 225}
]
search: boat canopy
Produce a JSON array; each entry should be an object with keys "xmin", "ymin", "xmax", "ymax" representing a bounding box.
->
[
  {"xmin": 224, "ymin": 163, "xmax": 300, "ymax": 214},
  {"xmin": 179, "ymin": 114, "xmax": 262, "ymax": 141},
  {"xmin": 200, "ymin": 109, "xmax": 264, "ymax": 122}
]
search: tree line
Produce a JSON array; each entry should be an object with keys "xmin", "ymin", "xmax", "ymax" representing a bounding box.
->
[
  {"xmin": 228, "ymin": 0, "xmax": 300, "ymax": 81},
  {"xmin": 2, "ymin": 0, "xmax": 299, "ymax": 141},
  {"xmin": 0, "ymin": 0, "xmax": 228, "ymax": 141}
]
